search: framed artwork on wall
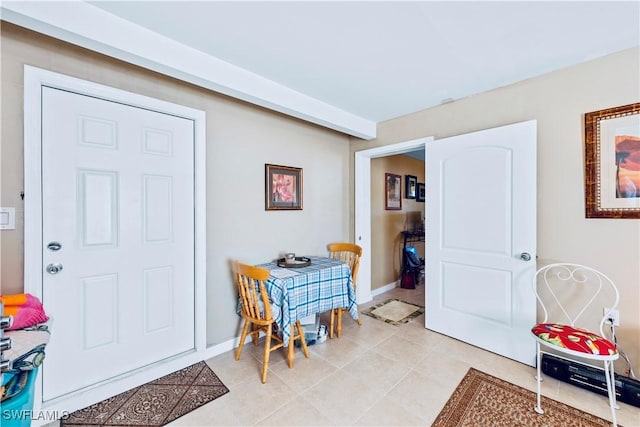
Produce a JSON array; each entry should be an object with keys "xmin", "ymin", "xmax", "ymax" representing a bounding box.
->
[
  {"xmin": 405, "ymin": 175, "xmax": 417, "ymax": 199},
  {"xmin": 265, "ymin": 164, "xmax": 302, "ymax": 210},
  {"xmin": 584, "ymin": 102, "xmax": 640, "ymax": 219},
  {"xmin": 417, "ymin": 183, "xmax": 425, "ymax": 202},
  {"xmin": 385, "ymin": 173, "xmax": 402, "ymax": 210}
]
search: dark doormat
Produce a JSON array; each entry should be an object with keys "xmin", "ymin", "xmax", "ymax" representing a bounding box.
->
[{"xmin": 61, "ymin": 361, "xmax": 229, "ymax": 426}]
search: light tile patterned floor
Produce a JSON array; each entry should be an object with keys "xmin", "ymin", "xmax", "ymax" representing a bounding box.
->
[{"xmin": 169, "ymin": 285, "xmax": 640, "ymax": 427}]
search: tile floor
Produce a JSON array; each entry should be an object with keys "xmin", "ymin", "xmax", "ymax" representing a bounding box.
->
[{"xmin": 169, "ymin": 285, "xmax": 639, "ymax": 427}]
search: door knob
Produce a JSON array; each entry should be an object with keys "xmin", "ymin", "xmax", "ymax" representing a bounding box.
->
[
  {"xmin": 519, "ymin": 252, "xmax": 532, "ymax": 261},
  {"xmin": 46, "ymin": 263, "xmax": 63, "ymax": 274}
]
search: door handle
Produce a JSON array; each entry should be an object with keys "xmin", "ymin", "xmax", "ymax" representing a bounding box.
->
[
  {"xmin": 519, "ymin": 252, "xmax": 532, "ymax": 261},
  {"xmin": 46, "ymin": 263, "xmax": 63, "ymax": 274}
]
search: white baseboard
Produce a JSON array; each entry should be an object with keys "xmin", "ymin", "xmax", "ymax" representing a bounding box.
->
[
  {"xmin": 372, "ymin": 281, "xmax": 398, "ymax": 297},
  {"xmin": 202, "ymin": 335, "xmax": 246, "ymax": 360}
]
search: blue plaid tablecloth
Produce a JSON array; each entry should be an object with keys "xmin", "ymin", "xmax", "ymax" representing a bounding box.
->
[{"xmin": 258, "ymin": 256, "xmax": 358, "ymax": 346}]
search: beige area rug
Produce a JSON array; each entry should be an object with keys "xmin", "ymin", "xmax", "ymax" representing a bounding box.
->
[
  {"xmin": 362, "ymin": 298, "xmax": 424, "ymax": 325},
  {"xmin": 61, "ymin": 361, "xmax": 229, "ymax": 426},
  {"xmin": 433, "ymin": 368, "xmax": 615, "ymax": 427}
]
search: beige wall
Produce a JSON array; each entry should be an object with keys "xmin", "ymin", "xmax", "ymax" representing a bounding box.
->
[
  {"xmin": 0, "ymin": 23, "xmax": 351, "ymax": 346},
  {"xmin": 371, "ymin": 155, "xmax": 425, "ymax": 290},
  {"xmin": 351, "ymin": 47, "xmax": 640, "ymax": 375},
  {"xmin": 2, "ymin": 22, "xmax": 638, "ymax": 374}
]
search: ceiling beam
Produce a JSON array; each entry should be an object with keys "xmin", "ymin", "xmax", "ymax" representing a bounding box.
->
[{"xmin": 1, "ymin": 1, "xmax": 377, "ymax": 140}]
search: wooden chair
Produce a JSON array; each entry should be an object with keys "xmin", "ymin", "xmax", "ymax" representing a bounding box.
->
[
  {"xmin": 234, "ymin": 261, "xmax": 309, "ymax": 383},
  {"xmin": 327, "ymin": 243, "xmax": 363, "ymax": 338},
  {"xmin": 531, "ymin": 263, "xmax": 620, "ymax": 426}
]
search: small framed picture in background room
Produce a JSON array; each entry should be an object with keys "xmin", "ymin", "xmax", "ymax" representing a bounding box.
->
[
  {"xmin": 417, "ymin": 183, "xmax": 425, "ymax": 202},
  {"xmin": 385, "ymin": 173, "xmax": 402, "ymax": 210},
  {"xmin": 405, "ymin": 175, "xmax": 417, "ymax": 199}
]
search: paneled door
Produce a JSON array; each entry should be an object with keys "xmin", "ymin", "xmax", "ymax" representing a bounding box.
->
[
  {"xmin": 41, "ymin": 87, "xmax": 196, "ymax": 401},
  {"xmin": 426, "ymin": 120, "xmax": 537, "ymax": 366}
]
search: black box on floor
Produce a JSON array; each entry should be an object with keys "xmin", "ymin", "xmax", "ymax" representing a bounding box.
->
[{"xmin": 541, "ymin": 353, "xmax": 640, "ymax": 408}]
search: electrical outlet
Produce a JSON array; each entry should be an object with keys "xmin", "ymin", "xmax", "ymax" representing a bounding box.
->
[{"xmin": 603, "ymin": 307, "xmax": 620, "ymax": 326}]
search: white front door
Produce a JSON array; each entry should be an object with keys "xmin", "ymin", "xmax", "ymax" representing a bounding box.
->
[
  {"xmin": 41, "ymin": 87, "xmax": 196, "ymax": 401},
  {"xmin": 426, "ymin": 120, "xmax": 537, "ymax": 366}
]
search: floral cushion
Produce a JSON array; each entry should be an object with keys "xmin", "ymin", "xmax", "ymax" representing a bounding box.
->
[{"xmin": 531, "ymin": 323, "xmax": 617, "ymax": 356}]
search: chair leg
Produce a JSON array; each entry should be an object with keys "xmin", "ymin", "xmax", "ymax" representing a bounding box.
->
[
  {"xmin": 336, "ymin": 308, "xmax": 343, "ymax": 338},
  {"xmin": 604, "ymin": 360, "xmax": 618, "ymax": 427},
  {"xmin": 287, "ymin": 324, "xmax": 296, "ymax": 368},
  {"xmin": 329, "ymin": 309, "xmax": 336, "ymax": 339},
  {"xmin": 534, "ymin": 343, "xmax": 544, "ymax": 414},
  {"xmin": 295, "ymin": 321, "xmax": 310, "ymax": 359},
  {"xmin": 235, "ymin": 319, "xmax": 251, "ymax": 361},
  {"xmin": 261, "ymin": 324, "xmax": 273, "ymax": 383}
]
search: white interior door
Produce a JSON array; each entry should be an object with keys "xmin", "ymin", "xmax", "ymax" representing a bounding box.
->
[
  {"xmin": 41, "ymin": 87, "xmax": 196, "ymax": 401},
  {"xmin": 426, "ymin": 120, "xmax": 537, "ymax": 366}
]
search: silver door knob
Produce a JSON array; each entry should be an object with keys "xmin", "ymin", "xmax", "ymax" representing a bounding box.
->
[
  {"xmin": 520, "ymin": 252, "xmax": 532, "ymax": 261},
  {"xmin": 46, "ymin": 263, "xmax": 63, "ymax": 274}
]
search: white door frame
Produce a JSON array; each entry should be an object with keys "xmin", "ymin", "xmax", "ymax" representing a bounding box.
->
[
  {"xmin": 24, "ymin": 65, "xmax": 207, "ymax": 419},
  {"xmin": 354, "ymin": 137, "xmax": 432, "ymax": 303}
]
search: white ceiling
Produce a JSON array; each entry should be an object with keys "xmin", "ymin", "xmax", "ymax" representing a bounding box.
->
[{"xmin": 3, "ymin": 1, "xmax": 639, "ymax": 139}]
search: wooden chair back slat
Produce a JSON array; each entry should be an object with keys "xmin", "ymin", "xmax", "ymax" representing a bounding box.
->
[
  {"xmin": 326, "ymin": 242, "xmax": 363, "ymax": 338},
  {"xmin": 236, "ymin": 262, "xmax": 272, "ymax": 323},
  {"xmin": 327, "ymin": 242, "xmax": 362, "ymax": 289}
]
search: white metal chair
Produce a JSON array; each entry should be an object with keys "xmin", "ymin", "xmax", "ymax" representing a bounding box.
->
[{"xmin": 531, "ymin": 263, "xmax": 620, "ymax": 426}]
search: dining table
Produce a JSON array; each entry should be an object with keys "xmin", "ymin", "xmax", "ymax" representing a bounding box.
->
[{"xmin": 258, "ymin": 255, "xmax": 359, "ymax": 358}]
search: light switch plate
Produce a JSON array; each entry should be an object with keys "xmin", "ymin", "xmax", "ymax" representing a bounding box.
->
[{"xmin": 0, "ymin": 208, "xmax": 16, "ymax": 230}]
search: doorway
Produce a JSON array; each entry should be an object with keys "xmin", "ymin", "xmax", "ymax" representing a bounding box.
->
[{"xmin": 354, "ymin": 137, "xmax": 431, "ymax": 304}]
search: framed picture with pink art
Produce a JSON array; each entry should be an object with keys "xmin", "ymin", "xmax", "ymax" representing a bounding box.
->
[
  {"xmin": 265, "ymin": 164, "xmax": 303, "ymax": 210},
  {"xmin": 385, "ymin": 173, "xmax": 402, "ymax": 210},
  {"xmin": 584, "ymin": 103, "xmax": 640, "ymax": 219}
]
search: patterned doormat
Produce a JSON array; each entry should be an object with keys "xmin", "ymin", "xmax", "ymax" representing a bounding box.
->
[
  {"xmin": 433, "ymin": 368, "xmax": 614, "ymax": 427},
  {"xmin": 61, "ymin": 361, "xmax": 229, "ymax": 426},
  {"xmin": 362, "ymin": 298, "xmax": 424, "ymax": 325}
]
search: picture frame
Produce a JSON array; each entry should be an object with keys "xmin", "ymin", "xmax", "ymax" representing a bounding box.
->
[
  {"xmin": 417, "ymin": 183, "xmax": 426, "ymax": 202},
  {"xmin": 405, "ymin": 175, "xmax": 417, "ymax": 199},
  {"xmin": 265, "ymin": 164, "xmax": 303, "ymax": 210},
  {"xmin": 385, "ymin": 173, "xmax": 402, "ymax": 210},
  {"xmin": 584, "ymin": 103, "xmax": 640, "ymax": 219}
]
